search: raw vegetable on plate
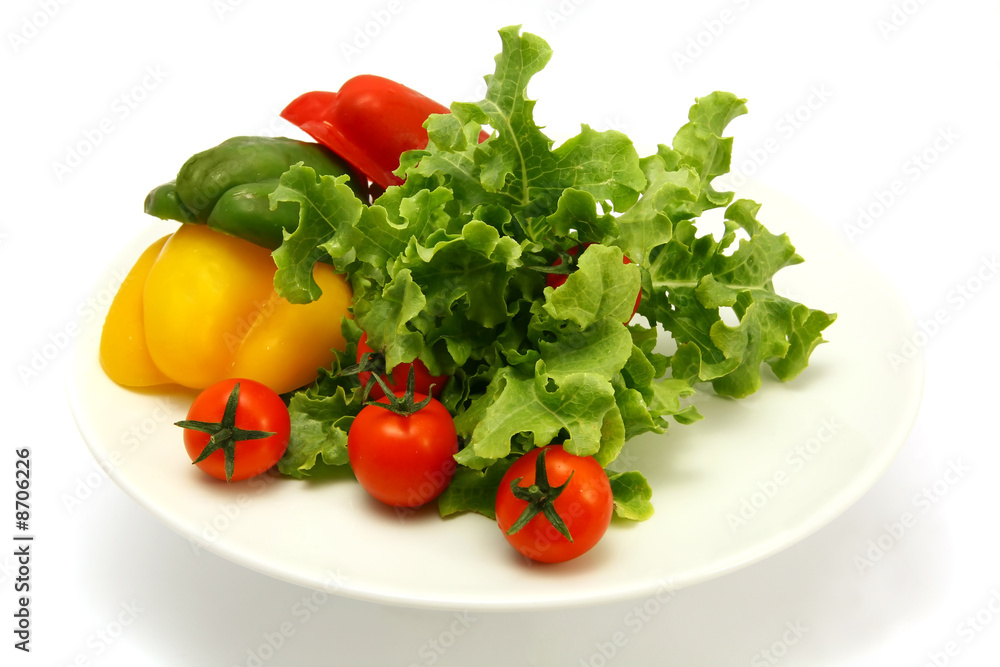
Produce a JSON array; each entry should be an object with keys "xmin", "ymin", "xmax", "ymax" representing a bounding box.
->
[
  {"xmin": 270, "ymin": 26, "xmax": 835, "ymax": 495},
  {"xmin": 100, "ymin": 25, "xmax": 835, "ymax": 563}
]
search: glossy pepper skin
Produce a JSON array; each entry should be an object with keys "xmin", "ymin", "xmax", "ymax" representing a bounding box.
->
[
  {"xmin": 144, "ymin": 136, "xmax": 367, "ymax": 250},
  {"xmin": 101, "ymin": 225, "xmax": 354, "ymax": 395},
  {"xmin": 282, "ymin": 75, "xmax": 490, "ymax": 189},
  {"xmin": 99, "ymin": 235, "xmax": 173, "ymax": 387}
]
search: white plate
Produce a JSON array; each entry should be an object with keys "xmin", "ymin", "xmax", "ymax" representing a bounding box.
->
[{"xmin": 68, "ymin": 181, "xmax": 923, "ymax": 610}]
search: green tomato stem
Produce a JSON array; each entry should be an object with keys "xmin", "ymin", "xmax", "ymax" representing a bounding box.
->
[
  {"xmin": 175, "ymin": 382, "xmax": 275, "ymax": 482},
  {"xmin": 505, "ymin": 448, "xmax": 575, "ymax": 542}
]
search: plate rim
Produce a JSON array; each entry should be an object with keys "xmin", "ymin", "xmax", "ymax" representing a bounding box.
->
[{"xmin": 67, "ymin": 190, "xmax": 926, "ymax": 611}]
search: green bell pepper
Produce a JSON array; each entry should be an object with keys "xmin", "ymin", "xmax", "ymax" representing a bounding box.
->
[{"xmin": 144, "ymin": 136, "xmax": 367, "ymax": 250}]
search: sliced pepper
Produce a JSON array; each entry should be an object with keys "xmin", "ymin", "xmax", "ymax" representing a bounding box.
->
[
  {"xmin": 282, "ymin": 75, "xmax": 490, "ymax": 189},
  {"xmin": 99, "ymin": 235, "xmax": 173, "ymax": 387},
  {"xmin": 101, "ymin": 224, "xmax": 353, "ymax": 395}
]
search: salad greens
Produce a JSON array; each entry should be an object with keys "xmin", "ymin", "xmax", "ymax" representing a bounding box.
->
[{"xmin": 270, "ymin": 26, "xmax": 835, "ymax": 520}]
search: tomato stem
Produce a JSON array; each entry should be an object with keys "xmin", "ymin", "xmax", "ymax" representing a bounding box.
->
[
  {"xmin": 175, "ymin": 382, "xmax": 275, "ymax": 482},
  {"xmin": 365, "ymin": 366, "xmax": 434, "ymax": 416},
  {"xmin": 339, "ymin": 349, "xmax": 388, "ymax": 402},
  {"xmin": 505, "ymin": 448, "xmax": 575, "ymax": 542},
  {"xmin": 526, "ymin": 244, "xmax": 578, "ymax": 275}
]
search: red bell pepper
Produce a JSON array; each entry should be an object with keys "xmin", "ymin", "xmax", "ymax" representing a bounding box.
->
[{"xmin": 282, "ymin": 74, "xmax": 489, "ymax": 189}]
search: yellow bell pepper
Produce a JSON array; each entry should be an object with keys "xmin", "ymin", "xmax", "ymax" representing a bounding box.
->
[
  {"xmin": 101, "ymin": 224, "xmax": 353, "ymax": 395},
  {"xmin": 99, "ymin": 235, "xmax": 173, "ymax": 387}
]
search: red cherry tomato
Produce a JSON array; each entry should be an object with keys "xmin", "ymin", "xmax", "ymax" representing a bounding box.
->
[
  {"xmin": 495, "ymin": 445, "xmax": 613, "ymax": 563},
  {"xmin": 545, "ymin": 243, "xmax": 641, "ymax": 323},
  {"xmin": 356, "ymin": 332, "xmax": 446, "ymax": 398},
  {"xmin": 178, "ymin": 378, "xmax": 290, "ymax": 482},
  {"xmin": 347, "ymin": 392, "xmax": 458, "ymax": 507},
  {"xmin": 282, "ymin": 75, "xmax": 490, "ymax": 189}
]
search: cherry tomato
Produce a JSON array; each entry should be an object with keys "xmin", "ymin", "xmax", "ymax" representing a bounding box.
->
[
  {"xmin": 281, "ymin": 75, "xmax": 490, "ymax": 189},
  {"xmin": 545, "ymin": 243, "xmax": 641, "ymax": 323},
  {"xmin": 347, "ymin": 391, "xmax": 458, "ymax": 507},
  {"xmin": 177, "ymin": 378, "xmax": 290, "ymax": 482},
  {"xmin": 356, "ymin": 332, "xmax": 446, "ymax": 398},
  {"xmin": 495, "ymin": 445, "xmax": 613, "ymax": 563}
]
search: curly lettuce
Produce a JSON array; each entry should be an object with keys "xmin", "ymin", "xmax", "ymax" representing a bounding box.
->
[{"xmin": 270, "ymin": 26, "xmax": 835, "ymax": 520}]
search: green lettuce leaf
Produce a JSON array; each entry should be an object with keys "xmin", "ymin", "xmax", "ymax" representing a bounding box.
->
[
  {"xmin": 277, "ymin": 386, "xmax": 362, "ymax": 478},
  {"xmin": 270, "ymin": 167, "xmax": 364, "ymax": 303},
  {"xmin": 543, "ymin": 244, "xmax": 640, "ymax": 328},
  {"xmin": 646, "ymin": 198, "xmax": 836, "ymax": 397},
  {"xmin": 330, "ymin": 186, "xmax": 455, "ymax": 281},
  {"xmin": 609, "ymin": 471, "xmax": 654, "ymax": 521},
  {"xmin": 437, "ymin": 457, "xmax": 515, "ymax": 519},
  {"xmin": 410, "ymin": 26, "xmax": 645, "ymax": 236},
  {"xmin": 537, "ymin": 317, "xmax": 633, "ymax": 385},
  {"xmin": 392, "ymin": 220, "xmax": 522, "ymax": 329},
  {"xmin": 353, "ymin": 269, "xmax": 427, "ymax": 370},
  {"xmin": 455, "ymin": 364, "xmax": 618, "ymax": 465},
  {"xmin": 266, "ymin": 26, "xmax": 834, "ymax": 525},
  {"xmin": 670, "ymin": 91, "xmax": 748, "ymax": 210}
]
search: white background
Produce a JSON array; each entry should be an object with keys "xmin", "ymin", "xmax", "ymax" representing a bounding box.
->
[{"xmin": 2, "ymin": 0, "xmax": 999, "ymax": 665}]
